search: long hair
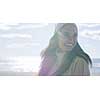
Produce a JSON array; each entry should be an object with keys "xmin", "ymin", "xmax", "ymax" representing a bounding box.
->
[
  {"xmin": 40, "ymin": 32, "xmax": 92, "ymax": 75},
  {"xmin": 40, "ymin": 32, "xmax": 58, "ymax": 57},
  {"xmin": 53, "ymin": 42, "xmax": 92, "ymax": 75}
]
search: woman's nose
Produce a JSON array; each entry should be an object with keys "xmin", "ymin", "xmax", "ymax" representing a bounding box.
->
[{"xmin": 67, "ymin": 37, "xmax": 74, "ymax": 43}]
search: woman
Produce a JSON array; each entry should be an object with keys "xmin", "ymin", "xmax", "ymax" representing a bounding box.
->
[{"xmin": 38, "ymin": 23, "xmax": 92, "ymax": 76}]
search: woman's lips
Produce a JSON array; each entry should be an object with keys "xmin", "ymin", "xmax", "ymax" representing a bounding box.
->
[{"xmin": 64, "ymin": 43, "xmax": 73, "ymax": 47}]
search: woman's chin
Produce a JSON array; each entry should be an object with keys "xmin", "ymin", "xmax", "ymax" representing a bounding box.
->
[{"xmin": 61, "ymin": 48, "xmax": 72, "ymax": 52}]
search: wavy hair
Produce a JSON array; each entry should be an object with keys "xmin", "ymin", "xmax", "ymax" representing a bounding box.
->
[{"xmin": 40, "ymin": 24, "xmax": 92, "ymax": 75}]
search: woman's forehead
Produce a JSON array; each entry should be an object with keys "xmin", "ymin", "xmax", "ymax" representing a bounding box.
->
[{"xmin": 60, "ymin": 24, "xmax": 78, "ymax": 34}]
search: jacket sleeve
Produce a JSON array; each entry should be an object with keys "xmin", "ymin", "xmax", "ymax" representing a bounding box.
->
[
  {"xmin": 38, "ymin": 56, "xmax": 55, "ymax": 76},
  {"xmin": 71, "ymin": 57, "xmax": 90, "ymax": 76}
]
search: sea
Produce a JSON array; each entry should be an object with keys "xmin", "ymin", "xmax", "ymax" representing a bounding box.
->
[
  {"xmin": 90, "ymin": 58, "xmax": 100, "ymax": 75},
  {"xmin": 0, "ymin": 56, "xmax": 41, "ymax": 75},
  {"xmin": 0, "ymin": 57, "xmax": 100, "ymax": 75}
]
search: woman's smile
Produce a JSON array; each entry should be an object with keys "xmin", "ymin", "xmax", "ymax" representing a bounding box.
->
[{"xmin": 64, "ymin": 43, "xmax": 73, "ymax": 47}]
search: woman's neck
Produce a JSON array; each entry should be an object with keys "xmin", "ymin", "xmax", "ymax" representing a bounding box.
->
[{"xmin": 57, "ymin": 47, "xmax": 70, "ymax": 54}]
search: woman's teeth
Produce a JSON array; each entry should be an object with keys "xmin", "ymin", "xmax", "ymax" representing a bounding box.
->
[{"xmin": 64, "ymin": 43, "xmax": 73, "ymax": 46}]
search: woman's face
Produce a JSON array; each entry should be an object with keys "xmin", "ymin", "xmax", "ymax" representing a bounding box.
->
[{"xmin": 57, "ymin": 25, "xmax": 78, "ymax": 52}]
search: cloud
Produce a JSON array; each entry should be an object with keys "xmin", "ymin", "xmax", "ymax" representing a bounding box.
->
[
  {"xmin": 80, "ymin": 30, "xmax": 100, "ymax": 40},
  {"xmin": 0, "ymin": 34, "xmax": 32, "ymax": 38},
  {"xmin": 0, "ymin": 23, "xmax": 49, "ymax": 30},
  {"xmin": 78, "ymin": 23, "xmax": 100, "ymax": 28},
  {"xmin": 6, "ymin": 43, "xmax": 40, "ymax": 48},
  {"xmin": 78, "ymin": 23, "xmax": 100, "ymax": 40},
  {"xmin": 17, "ymin": 23, "xmax": 49, "ymax": 29},
  {"xmin": 0, "ymin": 23, "xmax": 12, "ymax": 30}
]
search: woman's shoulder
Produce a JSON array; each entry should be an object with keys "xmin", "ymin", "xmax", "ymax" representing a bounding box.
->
[
  {"xmin": 74, "ymin": 56, "xmax": 88, "ymax": 65},
  {"xmin": 41, "ymin": 54, "xmax": 56, "ymax": 63}
]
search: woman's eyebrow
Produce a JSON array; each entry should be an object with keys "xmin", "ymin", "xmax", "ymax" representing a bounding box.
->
[{"xmin": 63, "ymin": 32, "xmax": 76, "ymax": 36}]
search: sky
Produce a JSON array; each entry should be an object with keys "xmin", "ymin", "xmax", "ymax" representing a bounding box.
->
[
  {"xmin": 0, "ymin": 23, "xmax": 100, "ymax": 59},
  {"xmin": 77, "ymin": 23, "xmax": 100, "ymax": 58}
]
